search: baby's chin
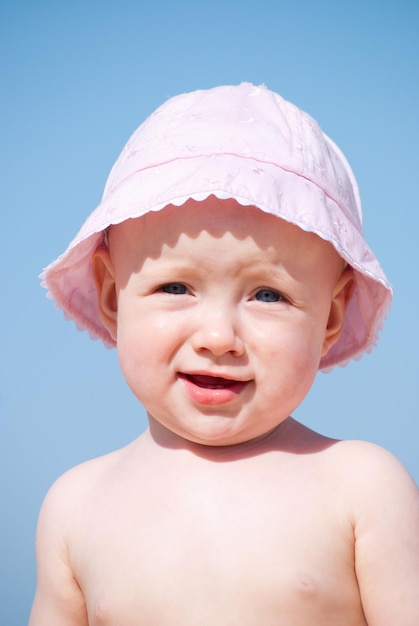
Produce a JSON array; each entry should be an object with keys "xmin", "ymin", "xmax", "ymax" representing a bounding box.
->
[{"xmin": 146, "ymin": 413, "xmax": 288, "ymax": 457}]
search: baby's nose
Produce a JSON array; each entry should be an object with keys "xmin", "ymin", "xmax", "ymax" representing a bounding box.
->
[{"xmin": 190, "ymin": 306, "xmax": 245, "ymax": 357}]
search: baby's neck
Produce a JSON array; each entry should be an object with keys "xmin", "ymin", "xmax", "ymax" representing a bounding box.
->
[{"xmin": 145, "ymin": 415, "xmax": 335, "ymax": 463}]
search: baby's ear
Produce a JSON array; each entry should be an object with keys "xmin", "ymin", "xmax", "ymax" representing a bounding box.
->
[
  {"xmin": 322, "ymin": 267, "xmax": 355, "ymax": 357},
  {"xmin": 92, "ymin": 247, "xmax": 118, "ymax": 342}
]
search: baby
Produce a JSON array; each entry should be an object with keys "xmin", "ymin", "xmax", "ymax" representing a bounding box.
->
[{"xmin": 30, "ymin": 84, "xmax": 419, "ymax": 625}]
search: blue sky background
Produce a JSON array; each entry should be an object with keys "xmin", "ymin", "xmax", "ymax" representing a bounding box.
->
[{"xmin": 1, "ymin": 1, "xmax": 418, "ymax": 623}]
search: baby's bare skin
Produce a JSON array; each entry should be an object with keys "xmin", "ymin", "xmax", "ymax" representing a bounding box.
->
[
  {"xmin": 30, "ymin": 204, "xmax": 419, "ymax": 624},
  {"xmin": 30, "ymin": 417, "xmax": 419, "ymax": 626}
]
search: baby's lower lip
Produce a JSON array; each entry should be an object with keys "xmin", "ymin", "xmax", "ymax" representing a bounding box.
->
[{"xmin": 178, "ymin": 373, "xmax": 248, "ymax": 405}]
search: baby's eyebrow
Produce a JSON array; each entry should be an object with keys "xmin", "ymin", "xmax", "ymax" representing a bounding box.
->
[
  {"xmin": 148, "ymin": 259, "xmax": 201, "ymax": 271},
  {"xmin": 138, "ymin": 262, "xmax": 208, "ymax": 280}
]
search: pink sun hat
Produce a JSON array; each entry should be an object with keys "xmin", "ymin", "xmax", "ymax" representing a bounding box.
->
[{"xmin": 41, "ymin": 82, "xmax": 392, "ymax": 371}]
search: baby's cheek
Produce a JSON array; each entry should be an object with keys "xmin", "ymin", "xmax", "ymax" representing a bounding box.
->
[
  {"xmin": 117, "ymin": 322, "xmax": 169, "ymax": 395},
  {"xmin": 268, "ymin": 330, "xmax": 321, "ymax": 383},
  {"xmin": 116, "ymin": 328, "xmax": 146, "ymax": 377}
]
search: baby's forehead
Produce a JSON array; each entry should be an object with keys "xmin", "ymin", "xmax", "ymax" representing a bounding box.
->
[
  {"xmin": 110, "ymin": 198, "xmax": 314, "ymax": 245},
  {"xmin": 109, "ymin": 199, "xmax": 341, "ymax": 268}
]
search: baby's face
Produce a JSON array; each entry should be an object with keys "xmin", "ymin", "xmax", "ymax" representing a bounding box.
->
[{"xmin": 95, "ymin": 198, "xmax": 351, "ymax": 447}]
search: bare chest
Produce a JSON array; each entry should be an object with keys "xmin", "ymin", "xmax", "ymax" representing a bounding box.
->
[{"xmin": 74, "ymin": 469, "xmax": 366, "ymax": 625}]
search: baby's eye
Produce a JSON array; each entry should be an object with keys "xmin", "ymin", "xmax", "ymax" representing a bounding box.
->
[
  {"xmin": 160, "ymin": 283, "xmax": 188, "ymax": 295},
  {"xmin": 254, "ymin": 288, "xmax": 286, "ymax": 303}
]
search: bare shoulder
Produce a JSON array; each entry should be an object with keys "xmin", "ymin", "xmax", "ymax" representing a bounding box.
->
[
  {"xmin": 37, "ymin": 450, "xmax": 118, "ymax": 524},
  {"xmin": 327, "ymin": 438, "xmax": 418, "ymax": 495},
  {"xmin": 280, "ymin": 420, "xmax": 418, "ymax": 500},
  {"xmin": 321, "ymin": 438, "xmax": 419, "ymax": 522},
  {"xmin": 53, "ymin": 443, "xmax": 125, "ymax": 489}
]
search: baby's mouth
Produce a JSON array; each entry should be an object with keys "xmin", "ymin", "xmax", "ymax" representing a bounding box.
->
[
  {"xmin": 178, "ymin": 373, "xmax": 249, "ymax": 405},
  {"xmin": 180, "ymin": 374, "xmax": 241, "ymax": 389}
]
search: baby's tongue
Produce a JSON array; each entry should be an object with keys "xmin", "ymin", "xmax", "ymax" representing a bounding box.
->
[{"xmin": 188, "ymin": 375, "xmax": 233, "ymax": 389}]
